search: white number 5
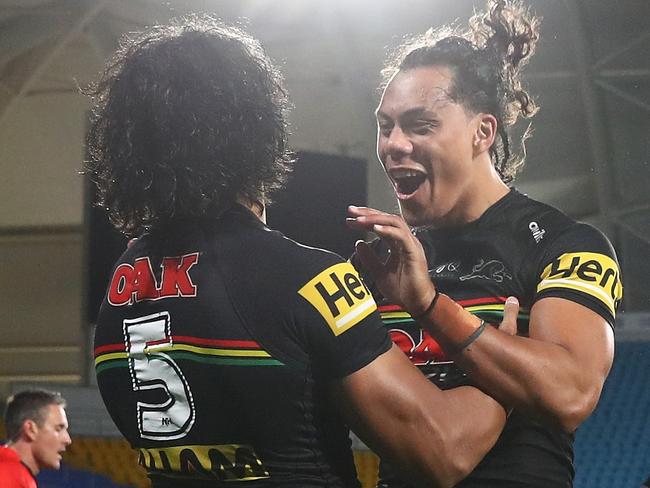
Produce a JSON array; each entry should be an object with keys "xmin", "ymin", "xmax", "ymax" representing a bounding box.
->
[{"xmin": 123, "ymin": 312, "xmax": 195, "ymax": 440}]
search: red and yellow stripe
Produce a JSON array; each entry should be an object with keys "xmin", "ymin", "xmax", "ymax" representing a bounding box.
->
[
  {"xmin": 95, "ymin": 337, "xmax": 284, "ymax": 374},
  {"xmin": 378, "ymin": 296, "xmax": 529, "ymax": 324}
]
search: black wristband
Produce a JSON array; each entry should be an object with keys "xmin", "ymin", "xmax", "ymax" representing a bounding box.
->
[
  {"xmin": 412, "ymin": 290, "xmax": 440, "ymax": 320},
  {"xmin": 454, "ymin": 320, "xmax": 487, "ymax": 352}
]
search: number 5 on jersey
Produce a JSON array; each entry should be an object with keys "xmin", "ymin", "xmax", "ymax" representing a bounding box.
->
[{"xmin": 123, "ymin": 312, "xmax": 196, "ymax": 440}]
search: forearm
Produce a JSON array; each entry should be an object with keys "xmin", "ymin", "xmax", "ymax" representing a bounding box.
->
[
  {"xmin": 384, "ymin": 385, "xmax": 506, "ymax": 488},
  {"xmin": 450, "ymin": 329, "xmax": 589, "ymax": 430},
  {"xmin": 419, "ymin": 294, "xmax": 602, "ymax": 431},
  {"xmin": 437, "ymin": 386, "xmax": 507, "ymax": 479},
  {"xmin": 337, "ymin": 346, "xmax": 506, "ymax": 488}
]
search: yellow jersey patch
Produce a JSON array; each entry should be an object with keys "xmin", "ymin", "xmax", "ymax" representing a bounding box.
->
[
  {"xmin": 538, "ymin": 252, "xmax": 623, "ymax": 315},
  {"xmin": 139, "ymin": 444, "xmax": 269, "ymax": 480},
  {"xmin": 299, "ymin": 262, "xmax": 377, "ymax": 336}
]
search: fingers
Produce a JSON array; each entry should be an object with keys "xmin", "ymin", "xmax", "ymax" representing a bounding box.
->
[
  {"xmin": 498, "ymin": 296, "xmax": 519, "ymax": 336},
  {"xmin": 347, "ymin": 205, "xmax": 416, "ymax": 253},
  {"xmin": 347, "ymin": 206, "xmax": 400, "ymax": 279},
  {"xmin": 347, "ymin": 205, "xmax": 387, "ymax": 217},
  {"xmin": 347, "ymin": 205, "xmax": 403, "ymax": 224},
  {"xmin": 354, "ymin": 240, "xmax": 385, "ymax": 278},
  {"xmin": 346, "ymin": 205, "xmax": 404, "ymax": 232}
]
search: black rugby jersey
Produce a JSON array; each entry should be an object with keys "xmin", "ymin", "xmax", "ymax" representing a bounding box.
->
[
  {"xmin": 353, "ymin": 189, "xmax": 623, "ymax": 488},
  {"xmin": 94, "ymin": 205, "xmax": 392, "ymax": 487}
]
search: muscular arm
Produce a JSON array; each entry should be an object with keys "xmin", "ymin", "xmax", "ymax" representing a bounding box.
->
[
  {"xmin": 426, "ymin": 294, "xmax": 614, "ymax": 432},
  {"xmin": 332, "ymin": 344, "xmax": 507, "ymax": 488},
  {"xmin": 347, "ymin": 205, "xmax": 615, "ymax": 433}
]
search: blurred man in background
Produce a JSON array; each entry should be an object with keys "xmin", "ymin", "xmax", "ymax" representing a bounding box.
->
[{"xmin": 1, "ymin": 389, "xmax": 71, "ymax": 488}]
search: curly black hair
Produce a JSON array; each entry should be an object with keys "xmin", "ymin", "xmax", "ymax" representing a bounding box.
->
[
  {"xmin": 381, "ymin": 0, "xmax": 540, "ymax": 183},
  {"xmin": 84, "ymin": 15, "xmax": 293, "ymax": 236}
]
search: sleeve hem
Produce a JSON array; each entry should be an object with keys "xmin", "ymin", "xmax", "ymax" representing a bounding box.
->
[
  {"xmin": 329, "ymin": 335, "xmax": 393, "ymax": 379},
  {"xmin": 534, "ymin": 289, "xmax": 616, "ymax": 330}
]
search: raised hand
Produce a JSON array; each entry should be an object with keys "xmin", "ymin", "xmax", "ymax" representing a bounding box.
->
[{"xmin": 347, "ymin": 205, "xmax": 436, "ymax": 316}]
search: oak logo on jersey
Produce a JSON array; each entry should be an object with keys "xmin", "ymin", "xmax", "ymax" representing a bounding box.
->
[
  {"xmin": 108, "ymin": 253, "xmax": 199, "ymax": 306},
  {"xmin": 299, "ymin": 262, "xmax": 377, "ymax": 336},
  {"xmin": 538, "ymin": 252, "xmax": 622, "ymax": 315}
]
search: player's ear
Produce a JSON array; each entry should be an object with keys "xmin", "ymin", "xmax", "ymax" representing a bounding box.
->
[
  {"xmin": 23, "ymin": 419, "xmax": 38, "ymax": 441},
  {"xmin": 472, "ymin": 113, "xmax": 497, "ymax": 156}
]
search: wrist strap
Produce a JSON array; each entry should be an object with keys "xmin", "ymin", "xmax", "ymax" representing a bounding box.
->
[
  {"xmin": 415, "ymin": 293, "xmax": 488, "ymax": 354},
  {"xmin": 454, "ymin": 320, "xmax": 487, "ymax": 352},
  {"xmin": 412, "ymin": 290, "xmax": 440, "ymax": 320}
]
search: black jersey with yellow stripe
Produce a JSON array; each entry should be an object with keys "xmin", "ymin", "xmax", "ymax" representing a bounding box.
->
[
  {"xmin": 94, "ymin": 204, "xmax": 391, "ymax": 487},
  {"xmin": 353, "ymin": 188, "xmax": 622, "ymax": 488}
]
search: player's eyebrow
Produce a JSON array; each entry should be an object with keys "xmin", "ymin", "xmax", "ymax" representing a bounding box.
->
[{"xmin": 376, "ymin": 106, "xmax": 437, "ymax": 120}]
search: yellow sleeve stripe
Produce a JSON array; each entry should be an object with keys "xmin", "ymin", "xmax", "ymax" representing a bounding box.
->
[
  {"xmin": 538, "ymin": 251, "xmax": 622, "ymax": 317},
  {"xmin": 537, "ymin": 278, "xmax": 616, "ymax": 315}
]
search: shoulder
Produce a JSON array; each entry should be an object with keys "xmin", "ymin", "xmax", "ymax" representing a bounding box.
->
[
  {"xmin": 516, "ymin": 205, "xmax": 623, "ymax": 325},
  {"xmin": 495, "ymin": 191, "xmax": 622, "ymax": 323},
  {"xmin": 494, "ymin": 191, "xmax": 614, "ymax": 259},
  {"xmin": 0, "ymin": 450, "xmax": 34, "ymax": 485},
  {"xmin": 511, "ymin": 191, "xmax": 619, "ymax": 262},
  {"xmin": 0, "ymin": 446, "xmax": 20, "ymax": 465},
  {"xmin": 496, "ymin": 190, "xmax": 576, "ymax": 246},
  {"xmin": 495, "ymin": 190, "xmax": 616, "ymax": 256},
  {"xmin": 542, "ymin": 221, "xmax": 616, "ymax": 257},
  {"xmin": 215, "ymin": 217, "xmax": 369, "ymax": 314},
  {"xmin": 247, "ymin": 225, "xmax": 349, "ymax": 289},
  {"xmin": 162, "ymin": 208, "xmax": 349, "ymax": 294},
  {"xmin": 264, "ymin": 233, "xmax": 374, "ymax": 324}
]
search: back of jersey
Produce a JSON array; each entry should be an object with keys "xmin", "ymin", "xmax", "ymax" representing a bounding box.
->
[{"xmin": 93, "ymin": 207, "xmax": 389, "ymax": 487}]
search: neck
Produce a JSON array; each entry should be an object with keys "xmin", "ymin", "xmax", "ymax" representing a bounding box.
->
[
  {"xmin": 236, "ymin": 196, "xmax": 266, "ymax": 223},
  {"xmin": 437, "ymin": 157, "xmax": 510, "ymax": 228},
  {"xmin": 5, "ymin": 441, "xmax": 39, "ymax": 476},
  {"xmin": 460, "ymin": 175, "xmax": 510, "ymax": 224}
]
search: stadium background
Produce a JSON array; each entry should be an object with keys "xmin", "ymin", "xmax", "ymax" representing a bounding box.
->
[{"xmin": 0, "ymin": 0, "xmax": 648, "ymax": 486}]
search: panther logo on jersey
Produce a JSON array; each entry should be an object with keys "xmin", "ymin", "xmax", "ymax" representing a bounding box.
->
[{"xmin": 460, "ymin": 259, "xmax": 512, "ymax": 283}]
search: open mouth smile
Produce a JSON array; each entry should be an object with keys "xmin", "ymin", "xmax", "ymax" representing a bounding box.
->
[{"xmin": 389, "ymin": 168, "xmax": 428, "ymax": 198}]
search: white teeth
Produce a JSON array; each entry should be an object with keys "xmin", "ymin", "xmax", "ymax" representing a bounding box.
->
[{"xmin": 391, "ymin": 169, "xmax": 424, "ymax": 179}]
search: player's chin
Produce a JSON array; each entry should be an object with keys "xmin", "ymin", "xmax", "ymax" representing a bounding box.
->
[
  {"xmin": 47, "ymin": 456, "xmax": 62, "ymax": 470},
  {"xmin": 398, "ymin": 203, "xmax": 430, "ymax": 228}
]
